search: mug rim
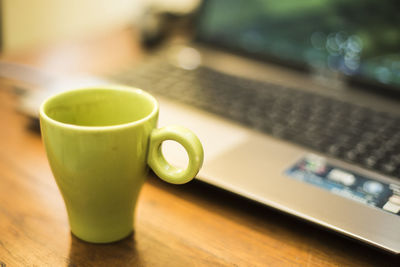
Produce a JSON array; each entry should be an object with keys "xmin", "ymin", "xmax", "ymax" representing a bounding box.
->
[{"xmin": 39, "ymin": 85, "xmax": 159, "ymax": 132}]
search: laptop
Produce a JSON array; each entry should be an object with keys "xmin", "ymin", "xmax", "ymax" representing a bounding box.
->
[{"xmin": 12, "ymin": 0, "xmax": 400, "ymax": 254}]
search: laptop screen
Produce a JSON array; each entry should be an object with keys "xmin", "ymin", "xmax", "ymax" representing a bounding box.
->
[{"xmin": 196, "ymin": 0, "xmax": 400, "ymax": 91}]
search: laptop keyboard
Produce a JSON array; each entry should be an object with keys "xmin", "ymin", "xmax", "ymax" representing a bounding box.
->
[{"xmin": 112, "ymin": 59, "xmax": 400, "ymax": 178}]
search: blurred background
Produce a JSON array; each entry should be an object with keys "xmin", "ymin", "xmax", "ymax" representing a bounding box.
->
[
  {"xmin": 0, "ymin": 0, "xmax": 200, "ymax": 53},
  {"xmin": 1, "ymin": 0, "xmax": 399, "ymax": 87}
]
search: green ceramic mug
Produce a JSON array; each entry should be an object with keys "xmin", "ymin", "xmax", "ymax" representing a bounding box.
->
[{"xmin": 39, "ymin": 85, "xmax": 204, "ymax": 243}]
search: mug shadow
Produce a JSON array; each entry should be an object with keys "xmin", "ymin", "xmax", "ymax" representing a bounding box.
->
[{"xmin": 67, "ymin": 232, "xmax": 142, "ymax": 267}]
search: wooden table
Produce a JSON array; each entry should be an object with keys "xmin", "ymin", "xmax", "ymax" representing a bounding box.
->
[{"xmin": 0, "ymin": 27, "xmax": 398, "ymax": 267}]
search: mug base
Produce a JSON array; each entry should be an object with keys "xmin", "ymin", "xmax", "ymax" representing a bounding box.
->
[{"xmin": 70, "ymin": 229, "xmax": 134, "ymax": 244}]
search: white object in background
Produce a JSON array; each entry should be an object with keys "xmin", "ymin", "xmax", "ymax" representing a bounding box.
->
[
  {"xmin": 149, "ymin": 0, "xmax": 200, "ymax": 14},
  {"xmin": 1, "ymin": 0, "xmax": 145, "ymax": 53}
]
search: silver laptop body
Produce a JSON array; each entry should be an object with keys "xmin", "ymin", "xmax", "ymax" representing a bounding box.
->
[
  {"xmin": 153, "ymin": 44, "xmax": 400, "ymax": 254},
  {"xmin": 132, "ymin": 0, "xmax": 400, "ymax": 253}
]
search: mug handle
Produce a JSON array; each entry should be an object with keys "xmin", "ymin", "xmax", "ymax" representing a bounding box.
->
[{"xmin": 147, "ymin": 125, "xmax": 204, "ymax": 184}]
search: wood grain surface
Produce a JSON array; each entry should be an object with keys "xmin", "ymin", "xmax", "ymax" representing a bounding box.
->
[{"xmin": 0, "ymin": 27, "xmax": 399, "ymax": 267}]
